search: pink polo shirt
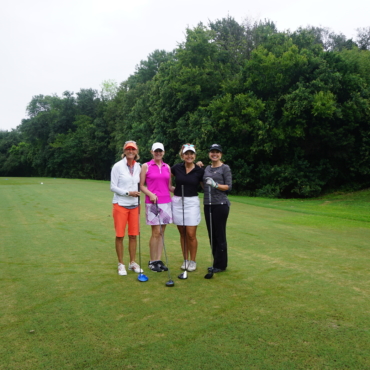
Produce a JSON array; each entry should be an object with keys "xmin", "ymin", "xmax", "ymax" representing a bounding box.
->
[{"xmin": 144, "ymin": 159, "xmax": 172, "ymax": 204}]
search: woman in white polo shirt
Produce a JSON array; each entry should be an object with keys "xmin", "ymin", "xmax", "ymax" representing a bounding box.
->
[{"xmin": 110, "ymin": 140, "xmax": 143, "ymax": 276}]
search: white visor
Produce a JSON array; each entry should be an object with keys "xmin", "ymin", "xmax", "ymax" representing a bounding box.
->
[{"xmin": 182, "ymin": 145, "xmax": 196, "ymax": 154}]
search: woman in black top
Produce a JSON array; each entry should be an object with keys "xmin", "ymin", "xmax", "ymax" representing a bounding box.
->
[
  {"xmin": 203, "ymin": 144, "xmax": 232, "ymax": 272},
  {"xmin": 171, "ymin": 144, "xmax": 204, "ymax": 272}
]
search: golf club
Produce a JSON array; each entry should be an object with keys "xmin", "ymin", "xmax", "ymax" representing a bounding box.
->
[
  {"xmin": 137, "ymin": 184, "xmax": 149, "ymax": 282},
  {"xmin": 204, "ymin": 184, "xmax": 214, "ymax": 279},
  {"xmin": 178, "ymin": 185, "xmax": 188, "ymax": 279},
  {"xmin": 156, "ymin": 203, "xmax": 174, "ymax": 287}
]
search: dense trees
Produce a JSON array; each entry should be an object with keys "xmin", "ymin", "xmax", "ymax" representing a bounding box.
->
[
  {"xmin": 1, "ymin": 17, "xmax": 370, "ymax": 197},
  {"xmin": 1, "ymin": 89, "xmax": 114, "ymax": 180}
]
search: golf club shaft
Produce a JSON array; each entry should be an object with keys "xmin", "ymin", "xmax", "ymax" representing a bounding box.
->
[
  {"xmin": 182, "ymin": 184, "xmax": 187, "ymax": 271},
  {"xmin": 209, "ymin": 185, "xmax": 213, "ymax": 262},
  {"xmin": 156, "ymin": 203, "xmax": 172, "ymax": 282},
  {"xmin": 177, "ymin": 184, "xmax": 188, "ymax": 279},
  {"xmin": 138, "ymin": 184, "xmax": 142, "ymax": 274},
  {"xmin": 205, "ymin": 184, "xmax": 214, "ymax": 279},
  {"xmin": 137, "ymin": 185, "xmax": 148, "ymax": 282}
]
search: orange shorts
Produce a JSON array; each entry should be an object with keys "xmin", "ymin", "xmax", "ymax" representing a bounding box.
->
[{"xmin": 113, "ymin": 203, "xmax": 139, "ymax": 237}]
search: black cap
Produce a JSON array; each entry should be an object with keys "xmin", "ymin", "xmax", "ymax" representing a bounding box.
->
[{"xmin": 208, "ymin": 143, "xmax": 222, "ymax": 152}]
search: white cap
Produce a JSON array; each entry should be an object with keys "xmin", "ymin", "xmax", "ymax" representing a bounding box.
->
[{"xmin": 151, "ymin": 142, "xmax": 165, "ymax": 151}]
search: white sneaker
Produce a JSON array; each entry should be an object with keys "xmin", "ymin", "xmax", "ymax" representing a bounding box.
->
[
  {"xmin": 181, "ymin": 260, "xmax": 189, "ymax": 270},
  {"xmin": 187, "ymin": 260, "xmax": 197, "ymax": 271},
  {"xmin": 118, "ymin": 263, "xmax": 127, "ymax": 276},
  {"xmin": 128, "ymin": 261, "xmax": 143, "ymax": 273}
]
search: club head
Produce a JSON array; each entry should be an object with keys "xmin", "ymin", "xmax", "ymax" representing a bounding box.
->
[
  {"xmin": 204, "ymin": 272, "xmax": 214, "ymax": 279},
  {"xmin": 166, "ymin": 280, "xmax": 175, "ymax": 287},
  {"xmin": 137, "ymin": 273, "xmax": 149, "ymax": 282},
  {"xmin": 178, "ymin": 271, "xmax": 188, "ymax": 279},
  {"xmin": 205, "ymin": 267, "xmax": 214, "ymax": 279}
]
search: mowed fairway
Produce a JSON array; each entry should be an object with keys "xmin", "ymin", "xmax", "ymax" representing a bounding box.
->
[{"xmin": 1, "ymin": 177, "xmax": 369, "ymax": 370}]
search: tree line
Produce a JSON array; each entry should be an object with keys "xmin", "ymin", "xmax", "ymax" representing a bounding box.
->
[{"xmin": 1, "ymin": 17, "xmax": 370, "ymax": 197}]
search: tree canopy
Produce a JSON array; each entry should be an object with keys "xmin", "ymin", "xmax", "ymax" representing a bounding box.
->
[{"xmin": 2, "ymin": 17, "xmax": 370, "ymax": 197}]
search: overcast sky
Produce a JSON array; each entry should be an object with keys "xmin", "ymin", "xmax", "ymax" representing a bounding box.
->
[{"xmin": 1, "ymin": 0, "xmax": 369, "ymax": 131}]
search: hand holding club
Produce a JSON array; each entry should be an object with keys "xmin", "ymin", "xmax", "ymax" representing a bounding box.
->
[
  {"xmin": 205, "ymin": 177, "xmax": 218, "ymax": 188},
  {"xmin": 149, "ymin": 193, "xmax": 157, "ymax": 203}
]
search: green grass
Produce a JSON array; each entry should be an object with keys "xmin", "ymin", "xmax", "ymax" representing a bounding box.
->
[{"xmin": 1, "ymin": 177, "xmax": 370, "ymax": 369}]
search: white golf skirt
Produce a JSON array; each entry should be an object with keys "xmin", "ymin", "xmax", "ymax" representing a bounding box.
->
[{"xmin": 171, "ymin": 195, "xmax": 201, "ymax": 226}]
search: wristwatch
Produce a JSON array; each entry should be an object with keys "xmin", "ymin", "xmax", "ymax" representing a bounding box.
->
[{"xmin": 125, "ymin": 192, "xmax": 129, "ymax": 196}]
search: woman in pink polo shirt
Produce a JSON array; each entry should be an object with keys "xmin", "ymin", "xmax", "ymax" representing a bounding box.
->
[{"xmin": 140, "ymin": 142, "xmax": 174, "ymax": 272}]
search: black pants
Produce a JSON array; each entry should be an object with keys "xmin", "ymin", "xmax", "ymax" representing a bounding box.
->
[{"xmin": 204, "ymin": 204, "xmax": 229, "ymax": 270}]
